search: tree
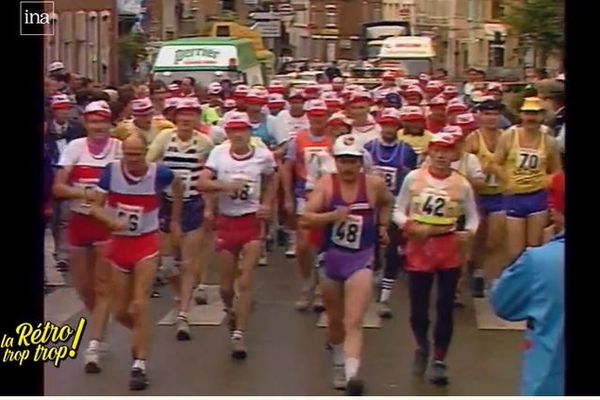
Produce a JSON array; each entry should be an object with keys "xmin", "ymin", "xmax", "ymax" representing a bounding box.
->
[
  {"xmin": 503, "ymin": 0, "xmax": 564, "ymax": 67},
  {"xmin": 117, "ymin": 32, "xmax": 149, "ymax": 83}
]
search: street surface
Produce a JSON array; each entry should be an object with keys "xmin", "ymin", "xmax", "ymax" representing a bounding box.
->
[{"xmin": 44, "ymin": 232, "xmax": 522, "ymax": 395}]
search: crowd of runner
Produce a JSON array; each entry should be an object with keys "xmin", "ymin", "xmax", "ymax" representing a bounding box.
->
[{"xmin": 43, "ymin": 60, "xmax": 565, "ymax": 394}]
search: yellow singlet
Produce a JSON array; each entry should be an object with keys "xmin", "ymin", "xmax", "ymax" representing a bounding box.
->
[
  {"xmin": 504, "ymin": 127, "xmax": 548, "ymax": 194},
  {"xmin": 397, "ymin": 129, "xmax": 433, "ymax": 165},
  {"xmin": 474, "ymin": 129, "xmax": 504, "ymax": 195}
]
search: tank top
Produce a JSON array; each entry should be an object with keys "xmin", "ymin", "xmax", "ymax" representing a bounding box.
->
[
  {"xmin": 369, "ymin": 140, "xmax": 411, "ymax": 196},
  {"xmin": 324, "ymin": 174, "xmax": 377, "ymax": 252},
  {"xmin": 408, "ymin": 168, "xmax": 467, "ymax": 226},
  {"xmin": 398, "ymin": 129, "xmax": 433, "ymax": 166},
  {"xmin": 474, "ymin": 129, "xmax": 503, "ymax": 195},
  {"xmin": 161, "ymin": 131, "xmax": 205, "ymax": 201},
  {"xmin": 105, "ymin": 161, "xmax": 160, "ymax": 237},
  {"xmin": 504, "ymin": 127, "xmax": 548, "ymax": 194},
  {"xmin": 294, "ymin": 130, "xmax": 333, "ymax": 183},
  {"xmin": 250, "ymin": 116, "xmax": 275, "ymax": 148},
  {"xmin": 69, "ymin": 138, "xmax": 121, "ymax": 215}
]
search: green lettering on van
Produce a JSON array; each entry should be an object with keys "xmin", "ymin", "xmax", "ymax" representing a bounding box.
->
[{"xmin": 174, "ymin": 48, "xmax": 221, "ymax": 64}]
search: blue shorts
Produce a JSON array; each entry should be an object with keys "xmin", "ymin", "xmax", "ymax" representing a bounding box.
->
[
  {"xmin": 323, "ymin": 247, "xmax": 374, "ymax": 282},
  {"xmin": 478, "ymin": 194, "xmax": 506, "ymax": 215},
  {"xmin": 160, "ymin": 197, "xmax": 204, "ymax": 233},
  {"xmin": 505, "ymin": 190, "xmax": 548, "ymax": 219}
]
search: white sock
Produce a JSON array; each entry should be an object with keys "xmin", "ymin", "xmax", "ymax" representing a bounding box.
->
[
  {"xmin": 380, "ymin": 288, "xmax": 392, "ymax": 302},
  {"xmin": 345, "ymin": 357, "xmax": 360, "ymax": 381},
  {"xmin": 287, "ymin": 230, "xmax": 296, "ymax": 243},
  {"xmin": 88, "ymin": 339, "xmax": 100, "ymax": 350},
  {"xmin": 232, "ymin": 329, "xmax": 244, "ymax": 340},
  {"xmin": 162, "ymin": 255, "xmax": 175, "ymax": 269},
  {"xmin": 133, "ymin": 359, "xmax": 146, "ymax": 372},
  {"xmin": 473, "ymin": 269, "xmax": 484, "ymax": 279},
  {"xmin": 177, "ymin": 311, "xmax": 188, "ymax": 320},
  {"xmin": 332, "ymin": 343, "xmax": 345, "ymax": 366},
  {"xmin": 380, "ymin": 278, "xmax": 395, "ymax": 302}
]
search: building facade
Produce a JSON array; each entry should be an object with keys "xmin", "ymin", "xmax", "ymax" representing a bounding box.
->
[{"xmin": 44, "ymin": 0, "xmax": 118, "ymax": 84}]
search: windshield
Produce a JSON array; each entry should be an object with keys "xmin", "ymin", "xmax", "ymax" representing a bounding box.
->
[
  {"xmin": 153, "ymin": 70, "xmax": 244, "ymax": 87},
  {"xmin": 377, "ymin": 59, "xmax": 432, "ymax": 77},
  {"xmin": 367, "ymin": 45, "xmax": 382, "ymax": 59}
]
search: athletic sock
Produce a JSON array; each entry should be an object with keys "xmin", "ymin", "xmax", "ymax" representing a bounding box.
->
[
  {"xmin": 88, "ymin": 339, "xmax": 100, "ymax": 350},
  {"xmin": 380, "ymin": 278, "xmax": 395, "ymax": 302},
  {"xmin": 345, "ymin": 357, "xmax": 360, "ymax": 381},
  {"xmin": 332, "ymin": 343, "xmax": 345, "ymax": 365},
  {"xmin": 132, "ymin": 359, "xmax": 146, "ymax": 372},
  {"xmin": 177, "ymin": 311, "xmax": 188, "ymax": 320},
  {"xmin": 433, "ymin": 347, "xmax": 446, "ymax": 362},
  {"xmin": 231, "ymin": 329, "xmax": 244, "ymax": 340}
]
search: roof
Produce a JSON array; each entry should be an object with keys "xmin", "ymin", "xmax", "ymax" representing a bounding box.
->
[{"xmin": 161, "ymin": 37, "xmax": 252, "ymax": 46}]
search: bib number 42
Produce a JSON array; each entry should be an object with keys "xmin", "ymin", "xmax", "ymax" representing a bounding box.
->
[{"xmin": 422, "ymin": 195, "xmax": 446, "ymax": 217}]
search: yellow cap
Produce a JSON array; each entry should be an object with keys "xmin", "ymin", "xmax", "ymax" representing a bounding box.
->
[{"xmin": 520, "ymin": 97, "xmax": 544, "ymax": 112}]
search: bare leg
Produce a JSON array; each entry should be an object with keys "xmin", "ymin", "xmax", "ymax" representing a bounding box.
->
[
  {"xmin": 506, "ymin": 218, "xmax": 527, "ymax": 266},
  {"xmin": 70, "ymin": 247, "xmax": 95, "ymax": 311},
  {"xmin": 527, "ymin": 211, "xmax": 548, "ymax": 248},
  {"xmin": 131, "ymin": 256, "xmax": 158, "ymax": 360},
  {"xmin": 235, "ymin": 240, "xmax": 261, "ymax": 331}
]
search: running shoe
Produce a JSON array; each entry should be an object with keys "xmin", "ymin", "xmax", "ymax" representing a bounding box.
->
[
  {"xmin": 55, "ymin": 261, "xmax": 69, "ymax": 272},
  {"xmin": 176, "ymin": 317, "xmax": 191, "ymax": 341},
  {"xmin": 295, "ymin": 290, "xmax": 312, "ymax": 312},
  {"xmin": 231, "ymin": 336, "xmax": 248, "ymax": 360},
  {"xmin": 333, "ymin": 364, "xmax": 346, "ymax": 390},
  {"xmin": 428, "ymin": 361, "xmax": 449, "ymax": 386},
  {"xmin": 412, "ymin": 348, "xmax": 429, "ymax": 377},
  {"xmin": 453, "ymin": 291, "xmax": 465, "ymax": 308},
  {"xmin": 377, "ymin": 302, "xmax": 393, "ymax": 319},
  {"xmin": 345, "ymin": 377, "xmax": 365, "ymax": 395},
  {"xmin": 285, "ymin": 235, "xmax": 296, "ymax": 258},
  {"xmin": 194, "ymin": 286, "xmax": 208, "ymax": 305},
  {"xmin": 312, "ymin": 292, "xmax": 325, "ymax": 313},
  {"xmin": 472, "ymin": 276, "xmax": 485, "ymax": 298},
  {"xmin": 129, "ymin": 368, "xmax": 149, "ymax": 391},
  {"xmin": 84, "ymin": 347, "xmax": 101, "ymax": 374}
]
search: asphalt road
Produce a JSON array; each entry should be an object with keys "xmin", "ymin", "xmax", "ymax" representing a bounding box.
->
[{"xmin": 44, "ymin": 235, "xmax": 523, "ymax": 396}]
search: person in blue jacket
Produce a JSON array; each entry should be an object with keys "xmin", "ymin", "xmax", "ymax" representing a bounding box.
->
[{"xmin": 490, "ymin": 170, "xmax": 565, "ymax": 396}]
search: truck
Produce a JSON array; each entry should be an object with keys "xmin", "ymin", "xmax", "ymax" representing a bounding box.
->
[
  {"xmin": 374, "ymin": 36, "xmax": 435, "ymax": 77},
  {"xmin": 360, "ymin": 21, "xmax": 412, "ymax": 60},
  {"xmin": 152, "ymin": 37, "xmax": 267, "ymax": 87}
]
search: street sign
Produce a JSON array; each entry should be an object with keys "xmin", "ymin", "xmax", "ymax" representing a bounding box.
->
[
  {"xmin": 250, "ymin": 12, "xmax": 282, "ymax": 21},
  {"xmin": 251, "ymin": 21, "xmax": 282, "ymax": 38}
]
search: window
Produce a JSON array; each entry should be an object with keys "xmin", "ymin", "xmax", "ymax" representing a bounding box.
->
[
  {"xmin": 491, "ymin": 0, "xmax": 503, "ymax": 20},
  {"xmin": 326, "ymin": 12, "xmax": 336, "ymax": 27},
  {"xmin": 489, "ymin": 42, "xmax": 505, "ymax": 67}
]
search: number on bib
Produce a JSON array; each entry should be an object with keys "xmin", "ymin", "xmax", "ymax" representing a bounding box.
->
[
  {"xmin": 374, "ymin": 166, "xmax": 397, "ymax": 191},
  {"xmin": 230, "ymin": 183, "xmax": 252, "ymax": 201},
  {"xmin": 116, "ymin": 204, "xmax": 143, "ymax": 234},
  {"xmin": 517, "ymin": 151, "xmax": 540, "ymax": 170},
  {"xmin": 422, "ymin": 195, "xmax": 447, "ymax": 217},
  {"xmin": 175, "ymin": 171, "xmax": 192, "ymax": 197},
  {"xmin": 331, "ymin": 215, "xmax": 363, "ymax": 250},
  {"xmin": 71, "ymin": 180, "xmax": 98, "ymax": 215}
]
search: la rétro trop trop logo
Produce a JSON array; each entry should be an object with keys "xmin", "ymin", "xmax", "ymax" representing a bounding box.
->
[
  {"xmin": 20, "ymin": 1, "xmax": 55, "ymax": 36},
  {"xmin": 1, "ymin": 317, "xmax": 87, "ymax": 367}
]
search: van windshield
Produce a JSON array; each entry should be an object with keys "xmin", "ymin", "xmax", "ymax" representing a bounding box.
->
[
  {"xmin": 376, "ymin": 59, "xmax": 432, "ymax": 77},
  {"xmin": 153, "ymin": 70, "xmax": 244, "ymax": 87}
]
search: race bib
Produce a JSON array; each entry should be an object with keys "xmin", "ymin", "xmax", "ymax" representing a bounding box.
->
[
  {"xmin": 296, "ymin": 197, "xmax": 306, "ymax": 215},
  {"xmin": 331, "ymin": 215, "xmax": 364, "ymax": 250},
  {"xmin": 71, "ymin": 180, "xmax": 98, "ymax": 215},
  {"xmin": 419, "ymin": 189, "xmax": 450, "ymax": 218},
  {"xmin": 516, "ymin": 149, "xmax": 541, "ymax": 171},
  {"xmin": 374, "ymin": 166, "xmax": 397, "ymax": 191},
  {"xmin": 228, "ymin": 173, "xmax": 256, "ymax": 203},
  {"xmin": 175, "ymin": 170, "xmax": 192, "ymax": 197},
  {"xmin": 303, "ymin": 147, "xmax": 329, "ymax": 170},
  {"xmin": 116, "ymin": 203, "xmax": 143, "ymax": 235}
]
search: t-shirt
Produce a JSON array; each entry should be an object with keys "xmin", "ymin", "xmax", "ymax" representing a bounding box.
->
[
  {"xmin": 272, "ymin": 109, "xmax": 310, "ymax": 145},
  {"xmin": 145, "ymin": 128, "xmax": 214, "ymax": 163},
  {"xmin": 205, "ymin": 144, "xmax": 277, "ymax": 216}
]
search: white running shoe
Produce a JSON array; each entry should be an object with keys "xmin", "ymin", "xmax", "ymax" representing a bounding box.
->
[
  {"xmin": 84, "ymin": 346, "xmax": 101, "ymax": 373},
  {"xmin": 194, "ymin": 286, "xmax": 208, "ymax": 305},
  {"xmin": 333, "ymin": 364, "xmax": 346, "ymax": 390}
]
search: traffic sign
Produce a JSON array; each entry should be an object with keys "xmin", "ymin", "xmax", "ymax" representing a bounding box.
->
[
  {"xmin": 250, "ymin": 12, "xmax": 282, "ymax": 21},
  {"xmin": 251, "ymin": 21, "xmax": 282, "ymax": 38}
]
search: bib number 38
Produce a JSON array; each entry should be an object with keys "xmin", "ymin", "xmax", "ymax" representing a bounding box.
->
[
  {"xmin": 230, "ymin": 183, "xmax": 252, "ymax": 201},
  {"xmin": 332, "ymin": 216, "xmax": 363, "ymax": 250}
]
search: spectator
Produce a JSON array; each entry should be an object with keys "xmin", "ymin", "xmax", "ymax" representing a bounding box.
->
[
  {"xmin": 490, "ymin": 170, "xmax": 564, "ymax": 396},
  {"xmin": 462, "ymin": 67, "xmax": 485, "ymax": 99},
  {"xmin": 544, "ymin": 81, "xmax": 566, "ymax": 136},
  {"xmin": 434, "ymin": 68, "xmax": 449, "ymax": 81},
  {"xmin": 324, "ymin": 60, "xmax": 343, "ymax": 82},
  {"xmin": 149, "ymin": 80, "xmax": 169, "ymax": 115},
  {"xmin": 181, "ymin": 76, "xmax": 197, "ymax": 96}
]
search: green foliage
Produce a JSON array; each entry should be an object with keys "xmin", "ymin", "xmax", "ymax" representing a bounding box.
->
[
  {"xmin": 118, "ymin": 32, "xmax": 149, "ymax": 66},
  {"xmin": 503, "ymin": 0, "xmax": 564, "ymax": 65}
]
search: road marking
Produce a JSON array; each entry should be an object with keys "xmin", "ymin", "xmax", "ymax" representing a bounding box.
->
[
  {"xmin": 44, "ymin": 287, "xmax": 84, "ymax": 325},
  {"xmin": 473, "ymin": 298, "xmax": 526, "ymax": 330},
  {"xmin": 317, "ymin": 301, "xmax": 382, "ymax": 328},
  {"xmin": 158, "ymin": 285, "xmax": 225, "ymax": 326}
]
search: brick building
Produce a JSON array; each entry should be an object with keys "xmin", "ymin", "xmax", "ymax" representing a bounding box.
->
[{"xmin": 44, "ymin": 0, "xmax": 118, "ymax": 85}]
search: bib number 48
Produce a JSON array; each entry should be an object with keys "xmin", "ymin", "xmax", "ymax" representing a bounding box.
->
[{"xmin": 332, "ymin": 216, "xmax": 363, "ymax": 250}]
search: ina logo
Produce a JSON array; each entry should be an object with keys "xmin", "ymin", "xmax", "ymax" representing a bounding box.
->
[{"xmin": 20, "ymin": 1, "xmax": 55, "ymax": 36}]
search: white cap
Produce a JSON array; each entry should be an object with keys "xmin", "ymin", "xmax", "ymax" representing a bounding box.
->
[
  {"xmin": 268, "ymin": 93, "xmax": 286, "ymax": 104},
  {"xmin": 176, "ymin": 97, "xmax": 201, "ymax": 111},
  {"xmin": 377, "ymin": 107, "xmax": 402, "ymax": 124},
  {"xmin": 333, "ymin": 134, "xmax": 364, "ymax": 157},
  {"xmin": 447, "ymin": 98, "xmax": 469, "ymax": 112},
  {"xmin": 304, "ymin": 99, "xmax": 328, "ymax": 114},
  {"xmin": 223, "ymin": 99, "xmax": 237, "ymax": 108},
  {"xmin": 48, "ymin": 61, "xmax": 65, "ymax": 73},
  {"xmin": 131, "ymin": 97, "xmax": 154, "ymax": 115},
  {"xmin": 84, "ymin": 100, "xmax": 111, "ymax": 119},
  {"xmin": 208, "ymin": 82, "xmax": 222, "ymax": 95},
  {"xmin": 429, "ymin": 132, "xmax": 456, "ymax": 147},
  {"xmin": 443, "ymin": 85, "xmax": 459, "ymax": 94},
  {"xmin": 441, "ymin": 125, "xmax": 463, "ymax": 139},
  {"xmin": 349, "ymin": 90, "xmax": 373, "ymax": 103},
  {"xmin": 168, "ymin": 83, "xmax": 180, "ymax": 92},
  {"xmin": 426, "ymin": 80, "xmax": 444, "ymax": 90},
  {"xmin": 50, "ymin": 94, "xmax": 73, "ymax": 109},
  {"xmin": 405, "ymin": 85, "xmax": 424, "ymax": 97},
  {"xmin": 455, "ymin": 113, "xmax": 476, "ymax": 126},
  {"xmin": 234, "ymin": 84, "xmax": 250, "ymax": 95},
  {"xmin": 164, "ymin": 97, "xmax": 181, "ymax": 110},
  {"xmin": 223, "ymin": 111, "xmax": 252, "ymax": 129},
  {"xmin": 400, "ymin": 106, "xmax": 425, "ymax": 120}
]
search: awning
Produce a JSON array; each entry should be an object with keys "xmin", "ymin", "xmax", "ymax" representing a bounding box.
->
[{"xmin": 484, "ymin": 23, "xmax": 507, "ymax": 39}]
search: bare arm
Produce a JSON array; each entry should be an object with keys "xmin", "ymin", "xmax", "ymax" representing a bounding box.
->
[
  {"xmin": 300, "ymin": 176, "xmax": 339, "ymax": 228},
  {"xmin": 88, "ymin": 192, "xmax": 122, "ymax": 231},
  {"xmin": 197, "ymin": 168, "xmax": 236, "ymax": 193},
  {"xmin": 490, "ymin": 130, "xmax": 511, "ymax": 183},
  {"xmin": 261, "ymin": 172, "xmax": 277, "ymax": 206},
  {"xmin": 280, "ymin": 159, "xmax": 295, "ymax": 203},
  {"xmin": 52, "ymin": 167, "xmax": 89, "ymax": 200},
  {"xmin": 372, "ymin": 175, "xmax": 392, "ymax": 227}
]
